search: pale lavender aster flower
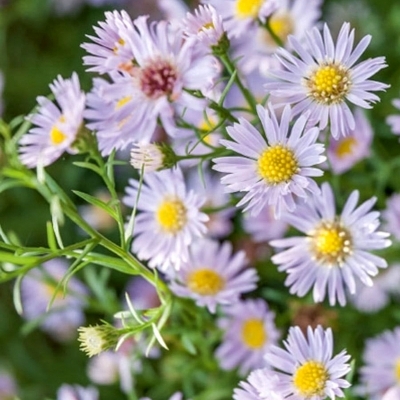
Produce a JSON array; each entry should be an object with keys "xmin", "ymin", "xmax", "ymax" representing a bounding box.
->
[
  {"xmin": 141, "ymin": 393, "xmax": 184, "ymax": 400},
  {"xmin": 233, "ymin": 0, "xmax": 323, "ymax": 74},
  {"xmin": 85, "ymin": 16, "xmax": 219, "ymax": 155},
  {"xmin": 213, "ymin": 104, "xmax": 325, "ymax": 218},
  {"xmin": 19, "ymin": 73, "xmax": 85, "ymax": 168},
  {"xmin": 233, "ymin": 368, "xmax": 283, "ymax": 400},
  {"xmin": 57, "ymin": 384, "xmax": 98, "ymax": 400},
  {"xmin": 202, "ymin": 0, "xmax": 279, "ymax": 39},
  {"xmin": 122, "ymin": 167, "xmax": 209, "ymax": 270},
  {"xmin": 82, "ymin": 10, "xmax": 136, "ymax": 75},
  {"xmin": 124, "ymin": 276, "xmax": 161, "ymax": 310},
  {"xmin": 20, "ymin": 259, "xmax": 88, "ymax": 341},
  {"xmin": 327, "ymin": 108, "xmax": 373, "ymax": 174},
  {"xmin": 349, "ymin": 263, "xmax": 400, "ymax": 313},
  {"xmin": 215, "ymin": 299, "xmax": 279, "ymax": 374},
  {"xmin": 271, "ymin": 182, "xmax": 391, "ymax": 306},
  {"xmin": 387, "ymin": 98, "xmax": 400, "ymax": 137},
  {"xmin": 157, "ymin": 0, "xmax": 188, "ymax": 21},
  {"xmin": 186, "ymin": 168, "xmax": 235, "ymax": 239},
  {"xmin": 243, "ymin": 204, "xmax": 287, "ymax": 243},
  {"xmin": 265, "ymin": 22, "xmax": 389, "ymax": 139},
  {"xmin": 181, "ymin": 5, "xmax": 225, "ymax": 50},
  {"xmin": 169, "ymin": 239, "xmax": 258, "ymax": 313},
  {"xmin": 358, "ymin": 327, "xmax": 400, "ymax": 400},
  {"xmin": 383, "ymin": 193, "xmax": 400, "ymax": 241},
  {"xmin": 265, "ymin": 325, "xmax": 351, "ymax": 400},
  {"xmin": 382, "ymin": 385, "xmax": 400, "ymax": 400}
]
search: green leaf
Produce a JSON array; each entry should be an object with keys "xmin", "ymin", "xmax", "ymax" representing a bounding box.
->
[
  {"xmin": 13, "ymin": 274, "xmax": 24, "ymax": 315},
  {"xmin": 72, "ymin": 190, "xmax": 118, "ymax": 220}
]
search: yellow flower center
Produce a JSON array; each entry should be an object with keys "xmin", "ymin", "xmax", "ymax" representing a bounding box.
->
[
  {"xmin": 395, "ymin": 359, "xmax": 400, "ymax": 382},
  {"xmin": 310, "ymin": 221, "xmax": 352, "ymax": 265},
  {"xmin": 235, "ymin": 0, "xmax": 264, "ymax": 18},
  {"xmin": 257, "ymin": 144, "xmax": 299, "ymax": 184},
  {"xmin": 335, "ymin": 137, "xmax": 357, "ymax": 158},
  {"xmin": 306, "ymin": 63, "xmax": 351, "ymax": 105},
  {"xmin": 115, "ymin": 95, "xmax": 132, "ymax": 109},
  {"xmin": 187, "ymin": 268, "xmax": 225, "ymax": 296},
  {"xmin": 50, "ymin": 126, "xmax": 67, "ymax": 145},
  {"xmin": 156, "ymin": 198, "xmax": 187, "ymax": 234},
  {"xmin": 241, "ymin": 318, "xmax": 267, "ymax": 349},
  {"xmin": 264, "ymin": 13, "xmax": 294, "ymax": 46},
  {"xmin": 293, "ymin": 360, "xmax": 329, "ymax": 398}
]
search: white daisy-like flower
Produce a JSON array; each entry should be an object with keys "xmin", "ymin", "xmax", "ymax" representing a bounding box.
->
[
  {"xmin": 358, "ymin": 327, "xmax": 400, "ymax": 400},
  {"xmin": 265, "ymin": 22, "xmax": 389, "ymax": 139},
  {"xmin": 169, "ymin": 239, "xmax": 258, "ymax": 313},
  {"xmin": 265, "ymin": 325, "xmax": 351, "ymax": 400},
  {"xmin": 85, "ymin": 15, "xmax": 219, "ymax": 155},
  {"xmin": 271, "ymin": 182, "xmax": 391, "ymax": 306},
  {"xmin": 213, "ymin": 104, "xmax": 326, "ymax": 217},
  {"xmin": 215, "ymin": 299, "xmax": 279, "ymax": 375},
  {"xmin": 203, "ymin": 0, "xmax": 279, "ymax": 39},
  {"xmin": 81, "ymin": 10, "xmax": 135, "ymax": 75},
  {"xmin": 19, "ymin": 73, "xmax": 85, "ymax": 168},
  {"xmin": 122, "ymin": 167, "xmax": 209, "ymax": 270}
]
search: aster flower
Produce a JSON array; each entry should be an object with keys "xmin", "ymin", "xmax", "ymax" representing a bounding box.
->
[
  {"xmin": 265, "ymin": 22, "xmax": 389, "ymax": 139},
  {"xmin": 181, "ymin": 5, "xmax": 226, "ymax": 51},
  {"xmin": 383, "ymin": 193, "xmax": 400, "ymax": 241},
  {"xmin": 0, "ymin": 371, "xmax": 17, "ymax": 399},
  {"xmin": 233, "ymin": 368, "xmax": 283, "ymax": 400},
  {"xmin": 271, "ymin": 182, "xmax": 391, "ymax": 306},
  {"xmin": 122, "ymin": 167, "xmax": 209, "ymax": 270},
  {"xmin": 327, "ymin": 108, "xmax": 373, "ymax": 174},
  {"xmin": 382, "ymin": 386, "xmax": 400, "ymax": 400},
  {"xmin": 19, "ymin": 73, "xmax": 85, "ymax": 168},
  {"xmin": 57, "ymin": 384, "xmax": 98, "ymax": 400},
  {"xmin": 358, "ymin": 327, "xmax": 400, "ymax": 400},
  {"xmin": 81, "ymin": 10, "xmax": 136, "ymax": 75},
  {"xmin": 387, "ymin": 98, "xmax": 400, "ymax": 137},
  {"xmin": 215, "ymin": 299, "xmax": 279, "ymax": 374},
  {"xmin": 203, "ymin": 0, "xmax": 279, "ymax": 39},
  {"xmin": 349, "ymin": 263, "xmax": 400, "ymax": 313},
  {"xmin": 20, "ymin": 259, "xmax": 88, "ymax": 341},
  {"xmin": 265, "ymin": 325, "xmax": 351, "ymax": 400},
  {"xmin": 169, "ymin": 239, "xmax": 258, "ymax": 313},
  {"xmin": 85, "ymin": 15, "xmax": 219, "ymax": 155},
  {"xmin": 233, "ymin": 0, "xmax": 323, "ymax": 74},
  {"xmin": 213, "ymin": 104, "xmax": 325, "ymax": 217},
  {"xmin": 242, "ymin": 203, "xmax": 287, "ymax": 243}
]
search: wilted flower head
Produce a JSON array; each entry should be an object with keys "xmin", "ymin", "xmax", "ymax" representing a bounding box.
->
[
  {"xmin": 19, "ymin": 73, "xmax": 85, "ymax": 168},
  {"xmin": 265, "ymin": 22, "xmax": 389, "ymax": 139}
]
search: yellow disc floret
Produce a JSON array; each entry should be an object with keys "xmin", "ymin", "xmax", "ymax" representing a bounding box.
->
[
  {"xmin": 335, "ymin": 137, "xmax": 357, "ymax": 158},
  {"xmin": 257, "ymin": 144, "xmax": 299, "ymax": 184},
  {"xmin": 241, "ymin": 318, "xmax": 267, "ymax": 349},
  {"xmin": 187, "ymin": 268, "xmax": 225, "ymax": 296},
  {"xmin": 266, "ymin": 13, "xmax": 294, "ymax": 46},
  {"xmin": 306, "ymin": 63, "xmax": 351, "ymax": 105},
  {"xmin": 310, "ymin": 221, "xmax": 352, "ymax": 265},
  {"xmin": 156, "ymin": 198, "xmax": 187, "ymax": 234},
  {"xmin": 236, "ymin": 0, "xmax": 264, "ymax": 18},
  {"xmin": 395, "ymin": 359, "xmax": 400, "ymax": 382},
  {"xmin": 50, "ymin": 126, "xmax": 67, "ymax": 145},
  {"xmin": 293, "ymin": 360, "xmax": 329, "ymax": 397}
]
